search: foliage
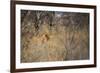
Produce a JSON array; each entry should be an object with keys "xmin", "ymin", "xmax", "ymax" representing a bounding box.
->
[{"xmin": 21, "ymin": 10, "xmax": 89, "ymax": 62}]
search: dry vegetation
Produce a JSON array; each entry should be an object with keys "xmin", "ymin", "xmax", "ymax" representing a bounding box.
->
[{"xmin": 21, "ymin": 10, "xmax": 89, "ymax": 63}]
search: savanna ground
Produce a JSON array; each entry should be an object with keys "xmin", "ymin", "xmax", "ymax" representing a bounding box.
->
[{"xmin": 21, "ymin": 10, "xmax": 89, "ymax": 63}]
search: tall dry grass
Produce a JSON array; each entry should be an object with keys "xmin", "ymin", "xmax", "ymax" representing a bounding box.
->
[{"xmin": 21, "ymin": 10, "xmax": 89, "ymax": 62}]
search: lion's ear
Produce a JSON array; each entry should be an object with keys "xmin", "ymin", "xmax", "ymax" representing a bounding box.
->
[{"xmin": 41, "ymin": 34, "xmax": 49, "ymax": 43}]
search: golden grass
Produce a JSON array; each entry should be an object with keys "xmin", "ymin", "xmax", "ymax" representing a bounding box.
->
[{"xmin": 21, "ymin": 23, "xmax": 89, "ymax": 62}]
